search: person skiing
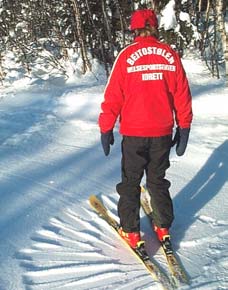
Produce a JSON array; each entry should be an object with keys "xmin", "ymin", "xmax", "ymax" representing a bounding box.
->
[{"xmin": 98, "ymin": 9, "xmax": 193, "ymax": 249}]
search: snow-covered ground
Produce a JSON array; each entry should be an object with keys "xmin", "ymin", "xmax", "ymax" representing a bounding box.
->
[{"xmin": 0, "ymin": 53, "xmax": 228, "ymax": 290}]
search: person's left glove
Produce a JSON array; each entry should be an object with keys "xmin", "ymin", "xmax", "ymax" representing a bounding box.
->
[
  {"xmin": 101, "ymin": 130, "xmax": 114, "ymax": 156},
  {"xmin": 172, "ymin": 127, "xmax": 190, "ymax": 156}
]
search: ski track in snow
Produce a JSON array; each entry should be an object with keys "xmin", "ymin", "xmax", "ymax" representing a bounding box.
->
[
  {"xmin": 18, "ymin": 194, "xmax": 228, "ymax": 290},
  {"xmin": 18, "ymin": 198, "xmax": 161, "ymax": 290},
  {"xmin": 0, "ymin": 55, "xmax": 228, "ymax": 290}
]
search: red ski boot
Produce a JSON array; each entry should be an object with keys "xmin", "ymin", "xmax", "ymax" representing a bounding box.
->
[
  {"xmin": 118, "ymin": 228, "xmax": 144, "ymax": 249},
  {"xmin": 153, "ymin": 225, "xmax": 170, "ymax": 242}
]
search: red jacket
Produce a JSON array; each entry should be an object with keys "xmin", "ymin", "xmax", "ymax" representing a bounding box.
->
[{"xmin": 99, "ymin": 36, "xmax": 192, "ymax": 137}]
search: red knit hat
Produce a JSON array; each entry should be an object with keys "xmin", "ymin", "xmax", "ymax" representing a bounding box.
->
[{"xmin": 130, "ymin": 9, "xmax": 158, "ymax": 31}]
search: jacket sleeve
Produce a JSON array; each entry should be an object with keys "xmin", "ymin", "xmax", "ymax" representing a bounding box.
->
[
  {"xmin": 98, "ymin": 53, "xmax": 125, "ymax": 133},
  {"xmin": 172, "ymin": 54, "xmax": 193, "ymax": 129}
]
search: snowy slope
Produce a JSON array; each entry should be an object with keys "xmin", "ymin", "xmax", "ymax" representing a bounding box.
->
[{"xmin": 0, "ymin": 54, "xmax": 228, "ymax": 290}]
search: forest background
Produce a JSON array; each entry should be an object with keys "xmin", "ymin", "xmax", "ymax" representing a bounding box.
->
[{"xmin": 0, "ymin": 0, "xmax": 227, "ymax": 86}]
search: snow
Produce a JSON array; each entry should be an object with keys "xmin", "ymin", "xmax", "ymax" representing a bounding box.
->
[
  {"xmin": 160, "ymin": 0, "xmax": 177, "ymax": 30},
  {"xmin": 179, "ymin": 12, "xmax": 191, "ymax": 23},
  {"xmin": 0, "ymin": 51, "xmax": 228, "ymax": 290}
]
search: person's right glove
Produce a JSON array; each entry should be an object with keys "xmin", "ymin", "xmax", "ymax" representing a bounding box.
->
[
  {"xmin": 101, "ymin": 130, "xmax": 114, "ymax": 156},
  {"xmin": 172, "ymin": 127, "xmax": 190, "ymax": 156}
]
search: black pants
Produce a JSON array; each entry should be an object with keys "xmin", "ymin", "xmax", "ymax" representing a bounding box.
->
[{"xmin": 116, "ymin": 135, "xmax": 174, "ymax": 232}]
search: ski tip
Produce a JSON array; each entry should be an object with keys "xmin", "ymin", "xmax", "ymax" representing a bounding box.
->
[{"xmin": 89, "ymin": 194, "xmax": 97, "ymax": 201}]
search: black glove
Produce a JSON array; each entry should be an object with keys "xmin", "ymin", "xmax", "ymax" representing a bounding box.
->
[
  {"xmin": 101, "ymin": 130, "xmax": 114, "ymax": 156},
  {"xmin": 172, "ymin": 127, "xmax": 190, "ymax": 156}
]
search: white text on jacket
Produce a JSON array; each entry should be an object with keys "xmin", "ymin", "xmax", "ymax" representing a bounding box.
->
[
  {"xmin": 142, "ymin": 72, "xmax": 163, "ymax": 81},
  {"xmin": 127, "ymin": 47, "xmax": 175, "ymax": 65}
]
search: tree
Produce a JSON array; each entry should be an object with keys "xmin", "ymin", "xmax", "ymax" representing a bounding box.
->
[
  {"xmin": 70, "ymin": 0, "xmax": 91, "ymax": 74},
  {"xmin": 216, "ymin": 0, "xmax": 228, "ymax": 82}
]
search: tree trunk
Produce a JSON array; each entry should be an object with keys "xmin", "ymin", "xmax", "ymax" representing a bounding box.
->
[
  {"xmin": 216, "ymin": 0, "xmax": 227, "ymax": 82},
  {"xmin": 225, "ymin": 36, "xmax": 228, "ymax": 83},
  {"xmin": 85, "ymin": 0, "xmax": 109, "ymax": 77},
  {"xmin": 198, "ymin": 0, "xmax": 202, "ymax": 11},
  {"xmin": 71, "ymin": 0, "xmax": 91, "ymax": 74},
  {"xmin": 0, "ymin": 52, "xmax": 5, "ymax": 85},
  {"xmin": 101, "ymin": 0, "xmax": 115, "ymax": 64},
  {"xmin": 114, "ymin": 0, "xmax": 127, "ymax": 47}
]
